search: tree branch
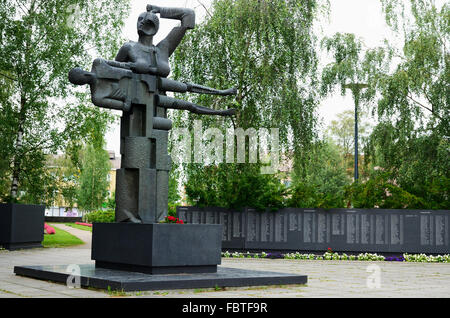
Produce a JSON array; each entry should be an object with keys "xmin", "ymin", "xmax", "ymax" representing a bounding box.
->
[
  {"xmin": 0, "ymin": 71, "xmax": 18, "ymax": 82},
  {"xmin": 406, "ymin": 93, "xmax": 442, "ymax": 120},
  {"xmin": 196, "ymin": 0, "xmax": 212, "ymax": 18},
  {"xmin": 13, "ymin": 0, "xmax": 28, "ymax": 16}
]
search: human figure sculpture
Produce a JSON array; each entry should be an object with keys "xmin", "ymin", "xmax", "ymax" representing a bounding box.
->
[{"xmin": 69, "ymin": 4, "xmax": 236, "ymax": 223}]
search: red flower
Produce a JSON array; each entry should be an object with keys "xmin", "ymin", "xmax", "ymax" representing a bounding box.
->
[{"xmin": 163, "ymin": 215, "xmax": 185, "ymax": 224}]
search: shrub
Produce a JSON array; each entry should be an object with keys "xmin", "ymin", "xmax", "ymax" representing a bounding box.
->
[
  {"xmin": 85, "ymin": 209, "xmax": 115, "ymax": 223},
  {"xmin": 344, "ymin": 174, "xmax": 426, "ymax": 209},
  {"xmin": 168, "ymin": 202, "xmax": 178, "ymax": 217},
  {"xmin": 185, "ymin": 163, "xmax": 287, "ymax": 211},
  {"xmin": 287, "ymin": 183, "xmax": 346, "ymax": 209}
]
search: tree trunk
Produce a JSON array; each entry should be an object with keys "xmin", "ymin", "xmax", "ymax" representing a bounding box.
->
[{"xmin": 10, "ymin": 94, "xmax": 26, "ymax": 200}]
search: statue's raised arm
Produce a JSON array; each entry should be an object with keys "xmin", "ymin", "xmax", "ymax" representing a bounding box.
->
[
  {"xmin": 149, "ymin": 5, "xmax": 195, "ymax": 57},
  {"xmin": 112, "ymin": 5, "xmax": 194, "ymax": 77},
  {"xmin": 68, "ymin": 4, "xmax": 237, "ymax": 225}
]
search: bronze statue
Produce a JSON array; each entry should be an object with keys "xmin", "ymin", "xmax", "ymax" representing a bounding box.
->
[{"xmin": 69, "ymin": 4, "xmax": 236, "ymax": 223}]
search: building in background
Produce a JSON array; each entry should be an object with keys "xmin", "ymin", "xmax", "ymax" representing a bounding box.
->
[{"xmin": 45, "ymin": 151, "xmax": 120, "ymax": 217}]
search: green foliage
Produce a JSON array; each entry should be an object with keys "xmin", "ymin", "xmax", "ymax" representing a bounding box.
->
[
  {"xmin": 167, "ymin": 169, "xmax": 181, "ymax": 217},
  {"xmin": 365, "ymin": 126, "xmax": 449, "ymax": 209},
  {"xmin": 321, "ymin": 33, "xmax": 365, "ymax": 96},
  {"xmin": 84, "ymin": 209, "xmax": 115, "ymax": 223},
  {"xmin": 287, "ymin": 183, "xmax": 346, "ymax": 209},
  {"xmin": 168, "ymin": 202, "xmax": 178, "ymax": 218},
  {"xmin": 403, "ymin": 253, "xmax": 450, "ymax": 263},
  {"xmin": 422, "ymin": 175, "xmax": 450, "ymax": 210},
  {"xmin": 286, "ymin": 183, "xmax": 321, "ymax": 208},
  {"xmin": 344, "ymin": 173, "xmax": 427, "ymax": 209},
  {"xmin": 76, "ymin": 143, "xmax": 111, "ymax": 213},
  {"xmin": 104, "ymin": 192, "xmax": 116, "ymax": 210},
  {"xmin": 319, "ymin": 1, "xmax": 448, "ymax": 211},
  {"xmin": 184, "ymin": 163, "xmax": 287, "ymax": 211},
  {"xmin": 326, "ymin": 110, "xmax": 372, "ymax": 179},
  {"xmin": 165, "ymin": 158, "xmax": 181, "ymax": 216},
  {"xmin": 171, "ymin": 0, "xmax": 323, "ymax": 208},
  {"xmin": 172, "ymin": 0, "xmax": 321, "ymax": 132},
  {"xmin": 361, "ymin": 0, "xmax": 449, "ymax": 209},
  {"xmin": 290, "ymin": 138, "xmax": 350, "ymax": 208},
  {"xmin": 47, "ymin": 153, "xmax": 78, "ymax": 209},
  {"xmin": 320, "ymin": 32, "xmax": 389, "ymax": 103},
  {"xmin": 65, "ymin": 223, "xmax": 92, "ymax": 232},
  {"xmin": 377, "ymin": 0, "xmax": 449, "ymax": 132},
  {"xmin": 0, "ymin": 0, "xmax": 129, "ymax": 203},
  {"xmin": 223, "ymin": 251, "xmax": 450, "ymax": 263},
  {"xmin": 42, "ymin": 226, "xmax": 84, "ymax": 248}
]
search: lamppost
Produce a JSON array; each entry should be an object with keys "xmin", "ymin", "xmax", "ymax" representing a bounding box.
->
[{"xmin": 343, "ymin": 83, "xmax": 368, "ymax": 182}]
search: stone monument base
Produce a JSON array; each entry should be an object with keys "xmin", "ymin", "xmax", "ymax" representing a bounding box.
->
[
  {"xmin": 91, "ymin": 223, "xmax": 222, "ymax": 274},
  {"xmin": 14, "ymin": 264, "xmax": 308, "ymax": 292},
  {"xmin": 0, "ymin": 203, "xmax": 44, "ymax": 251},
  {"xmin": 13, "ymin": 222, "xmax": 308, "ymax": 291}
]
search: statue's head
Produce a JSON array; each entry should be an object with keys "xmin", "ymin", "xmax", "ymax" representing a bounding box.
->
[
  {"xmin": 137, "ymin": 11, "xmax": 159, "ymax": 37},
  {"xmin": 68, "ymin": 67, "xmax": 94, "ymax": 85}
]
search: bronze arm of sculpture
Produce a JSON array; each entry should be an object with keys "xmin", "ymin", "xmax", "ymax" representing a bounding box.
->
[
  {"xmin": 149, "ymin": 5, "xmax": 195, "ymax": 57},
  {"xmin": 158, "ymin": 78, "xmax": 237, "ymax": 96},
  {"xmin": 156, "ymin": 95, "xmax": 236, "ymax": 116},
  {"xmin": 69, "ymin": 58, "xmax": 236, "ymax": 116}
]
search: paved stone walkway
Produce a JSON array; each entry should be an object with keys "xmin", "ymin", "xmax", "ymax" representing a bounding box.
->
[
  {"xmin": 0, "ymin": 226, "xmax": 449, "ymax": 298},
  {"xmin": 1, "ymin": 246, "xmax": 449, "ymax": 298}
]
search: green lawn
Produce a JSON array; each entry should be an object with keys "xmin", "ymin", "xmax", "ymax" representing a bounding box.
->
[
  {"xmin": 65, "ymin": 223, "xmax": 93, "ymax": 232},
  {"xmin": 42, "ymin": 227, "xmax": 85, "ymax": 248}
]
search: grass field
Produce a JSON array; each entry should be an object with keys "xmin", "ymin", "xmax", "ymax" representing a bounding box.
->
[
  {"xmin": 42, "ymin": 226, "xmax": 85, "ymax": 248},
  {"xmin": 64, "ymin": 223, "xmax": 92, "ymax": 232}
]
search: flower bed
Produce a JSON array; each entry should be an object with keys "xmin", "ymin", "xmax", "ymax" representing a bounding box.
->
[
  {"xmin": 221, "ymin": 251, "xmax": 450, "ymax": 263},
  {"xmin": 75, "ymin": 222, "xmax": 93, "ymax": 227},
  {"xmin": 160, "ymin": 216, "xmax": 184, "ymax": 224},
  {"xmin": 44, "ymin": 223, "xmax": 55, "ymax": 235}
]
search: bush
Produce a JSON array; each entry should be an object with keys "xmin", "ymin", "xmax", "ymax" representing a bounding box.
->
[
  {"xmin": 85, "ymin": 209, "xmax": 115, "ymax": 223},
  {"xmin": 286, "ymin": 183, "xmax": 320, "ymax": 208},
  {"xmin": 184, "ymin": 163, "xmax": 287, "ymax": 211},
  {"xmin": 168, "ymin": 202, "xmax": 178, "ymax": 217},
  {"xmin": 287, "ymin": 183, "xmax": 346, "ymax": 209},
  {"xmin": 344, "ymin": 174, "xmax": 427, "ymax": 209}
]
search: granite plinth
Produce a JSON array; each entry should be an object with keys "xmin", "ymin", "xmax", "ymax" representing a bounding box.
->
[
  {"xmin": 0, "ymin": 203, "xmax": 45, "ymax": 250},
  {"xmin": 91, "ymin": 223, "xmax": 222, "ymax": 274},
  {"xmin": 14, "ymin": 264, "xmax": 308, "ymax": 292}
]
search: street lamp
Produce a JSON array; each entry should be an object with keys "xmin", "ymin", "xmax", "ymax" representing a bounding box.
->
[{"xmin": 343, "ymin": 83, "xmax": 368, "ymax": 182}]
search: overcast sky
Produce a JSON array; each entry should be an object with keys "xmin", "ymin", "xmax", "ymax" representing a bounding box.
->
[{"xmin": 105, "ymin": 0, "xmax": 406, "ymax": 154}]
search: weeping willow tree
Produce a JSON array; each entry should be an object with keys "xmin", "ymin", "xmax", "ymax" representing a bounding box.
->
[
  {"xmin": 361, "ymin": 0, "xmax": 449, "ymax": 208},
  {"xmin": 320, "ymin": 0, "xmax": 449, "ymax": 208},
  {"xmin": 0, "ymin": 0, "xmax": 129, "ymax": 204},
  {"xmin": 170, "ymin": 0, "xmax": 324, "ymax": 208}
]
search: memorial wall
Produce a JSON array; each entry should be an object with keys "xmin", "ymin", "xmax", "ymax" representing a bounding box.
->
[{"xmin": 177, "ymin": 207, "xmax": 450, "ymax": 254}]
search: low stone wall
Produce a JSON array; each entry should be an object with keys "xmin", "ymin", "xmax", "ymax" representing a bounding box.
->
[
  {"xmin": 45, "ymin": 216, "xmax": 82, "ymax": 223},
  {"xmin": 177, "ymin": 206, "xmax": 450, "ymax": 254}
]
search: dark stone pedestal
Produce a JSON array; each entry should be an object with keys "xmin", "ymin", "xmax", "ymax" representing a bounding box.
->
[
  {"xmin": 91, "ymin": 223, "xmax": 222, "ymax": 274},
  {"xmin": 14, "ymin": 264, "xmax": 308, "ymax": 292},
  {"xmin": 0, "ymin": 203, "xmax": 45, "ymax": 250},
  {"xmin": 13, "ymin": 222, "xmax": 308, "ymax": 291}
]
